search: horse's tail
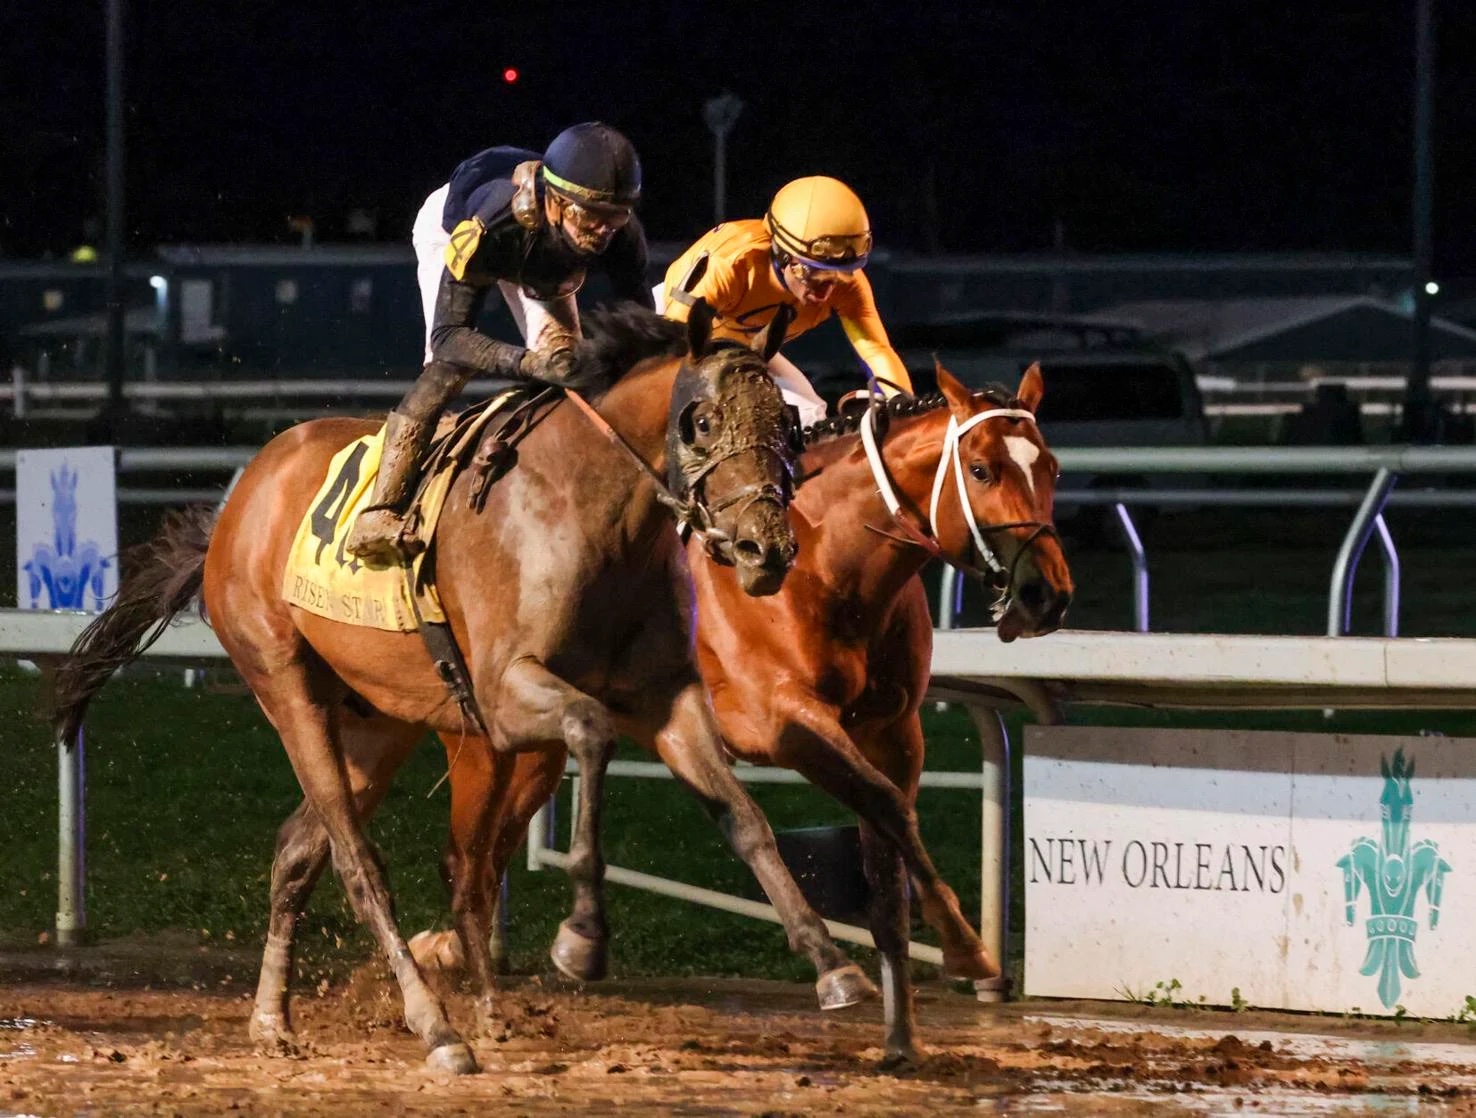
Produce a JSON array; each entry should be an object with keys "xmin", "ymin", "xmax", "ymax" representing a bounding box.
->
[{"xmin": 50, "ymin": 504, "xmax": 217, "ymax": 747}]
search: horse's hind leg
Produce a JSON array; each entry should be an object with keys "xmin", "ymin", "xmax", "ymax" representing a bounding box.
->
[
  {"xmin": 493, "ymin": 658, "xmax": 617, "ymax": 983},
  {"xmin": 253, "ymin": 669, "xmax": 475, "ymax": 1074},
  {"xmin": 250, "ymin": 800, "xmax": 328, "ymax": 1053},
  {"xmin": 250, "ymin": 711, "xmax": 423, "ymax": 1053},
  {"xmin": 859, "ymin": 820, "xmax": 921, "ymax": 1070},
  {"xmin": 645, "ymin": 682, "xmax": 876, "ymax": 1011}
]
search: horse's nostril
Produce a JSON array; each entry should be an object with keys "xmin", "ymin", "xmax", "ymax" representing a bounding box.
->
[
  {"xmin": 1017, "ymin": 580, "xmax": 1047, "ymax": 613},
  {"xmin": 734, "ymin": 538, "xmax": 763, "ymax": 561}
]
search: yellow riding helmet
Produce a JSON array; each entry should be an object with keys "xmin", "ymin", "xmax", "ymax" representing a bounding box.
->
[{"xmin": 765, "ymin": 176, "xmax": 873, "ymax": 271}]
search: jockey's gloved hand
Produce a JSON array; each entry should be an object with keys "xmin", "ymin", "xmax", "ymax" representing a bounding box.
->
[{"xmin": 520, "ymin": 346, "xmax": 604, "ymax": 393}]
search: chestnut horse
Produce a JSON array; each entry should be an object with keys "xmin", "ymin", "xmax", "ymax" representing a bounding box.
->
[
  {"xmin": 50, "ymin": 304, "xmax": 877, "ymax": 1075},
  {"xmin": 416, "ymin": 362, "xmax": 1073, "ymax": 1067}
]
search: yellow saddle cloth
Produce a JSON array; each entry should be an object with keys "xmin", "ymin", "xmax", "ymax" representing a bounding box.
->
[{"xmin": 282, "ymin": 392, "xmax": 518, "ymax": 631}]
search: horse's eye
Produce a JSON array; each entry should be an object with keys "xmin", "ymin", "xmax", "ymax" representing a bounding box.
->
[
  {"xmin": 695, "ymin": 414, "xmax": 712, "ymax": 436},
  {"xmin": 969, "ymin": 463, "xmax": 991, "ymax": 483}
]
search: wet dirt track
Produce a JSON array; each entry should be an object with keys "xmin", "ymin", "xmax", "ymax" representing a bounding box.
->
[{"xmin": 2, "ymin": 954, "xmax": 1475, "ymax": 1116}]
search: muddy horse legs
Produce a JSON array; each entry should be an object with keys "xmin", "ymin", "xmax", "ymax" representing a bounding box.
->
[
  {"xmin": 642, "ymin": 682, "xmax": 876, "ymax": 1009},
  {"xmin": 250, "ymin": 669, "xmax": 476, "ymax": 1074}
]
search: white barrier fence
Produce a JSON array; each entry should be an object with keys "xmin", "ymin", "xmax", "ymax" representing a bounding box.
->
[{"xmin": 9, "ymin": 607, "xmax": 1476, "ymax": 1003}]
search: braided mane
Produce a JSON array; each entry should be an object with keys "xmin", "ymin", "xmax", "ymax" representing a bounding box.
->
[{"xmin": 800, "ymin": 383, "xmax": 1019, "ymax": 447}]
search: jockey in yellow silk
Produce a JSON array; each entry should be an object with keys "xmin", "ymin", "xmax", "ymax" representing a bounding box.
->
[{"xmin": 658, "ymin": 176, "xmax": 912, "ymax": 427}]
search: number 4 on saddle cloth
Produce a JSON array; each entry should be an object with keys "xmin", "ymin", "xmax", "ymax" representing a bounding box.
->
[{"xmin": 282, "ymin": 387, "xmax": 555, "ymax": 730}]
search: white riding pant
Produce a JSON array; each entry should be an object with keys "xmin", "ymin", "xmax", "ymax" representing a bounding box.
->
[
  {"xmin": 651, "ymin": 281, "xmax": 829, "ymax": 428},
  {"xmin": 414, "ymin": 183, "xmax": 579, "ymax": 364}
]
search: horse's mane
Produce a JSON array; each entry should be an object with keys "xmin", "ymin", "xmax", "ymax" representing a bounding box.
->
[
  {"xmin": 569, "ymin": 302, "xmax": 687, "ymax": 393},
  {"xmin": 800, "ymin": 382, "xmax": 1019, "ymax": 447}
]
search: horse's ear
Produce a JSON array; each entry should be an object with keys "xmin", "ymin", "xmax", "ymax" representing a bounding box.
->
[
  {"xmin": 686, "ymin": 297, "xmax": 714, "ymax": 358},
  {"xmin": 751, "ymin": 304, "xmax": 794, "ymax": 363},
  {"xmin": 1016, "ymin": 362, "xmax": 1044, "ymax": 414},
  {"xmin": 935, "ymin": 357, "xmax": 974, "ymax": 423}
]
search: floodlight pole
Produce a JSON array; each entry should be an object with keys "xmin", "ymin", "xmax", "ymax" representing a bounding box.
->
[
  {"xmin": 704, "ymin": 92, "xmax": 744, "ymax": 226},
  {"xmin": 1402, "ymin": 0, "xmax": 1436, "ymax": 442},
  {"xmin": 103, "ymin": 0, "xmax": 127, "ymax": 427}
]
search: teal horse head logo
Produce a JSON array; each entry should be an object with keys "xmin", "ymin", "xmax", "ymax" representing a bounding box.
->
[{"xmin": 1336, "ymin": 748, "xmax": 1452, "ymax": 1009}]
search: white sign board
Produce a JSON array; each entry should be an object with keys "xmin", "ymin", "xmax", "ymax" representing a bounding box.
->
[
  {"xmin": 15, "ymin": 446, "xmax": 118, "ymax": 612},
  {"xmin": 1025, "ymin": 726, "xmax": 1472, "ymax": 1018}
]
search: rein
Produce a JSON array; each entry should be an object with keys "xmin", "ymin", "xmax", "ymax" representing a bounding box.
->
[
  {"xmin": 859, "ymin": 398, "xmax": 1057, "ymax": 616},
  {"xmin": 559, "ymin": 384, "xmax": 778, "ymax": 564}
]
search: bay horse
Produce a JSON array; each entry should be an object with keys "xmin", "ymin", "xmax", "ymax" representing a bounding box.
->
[
  {"xmin": 415, "ymin": 361, "xmax": 1072, "ymax": 1068},
  {"xmin": 50, "ymin": 303, "xmax": 877, "ymax": 1075}
]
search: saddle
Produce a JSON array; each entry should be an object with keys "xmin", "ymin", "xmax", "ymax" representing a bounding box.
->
[{"xmin": 283, "ymin": 386, "xmax": 561, "ymax": 731}]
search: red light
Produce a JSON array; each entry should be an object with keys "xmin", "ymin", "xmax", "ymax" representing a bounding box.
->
[{"xmin": 502, "ymin": 67, "xmax": 519, "ymax": 84}]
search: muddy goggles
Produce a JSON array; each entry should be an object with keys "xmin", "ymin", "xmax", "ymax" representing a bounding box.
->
[{"xmin": 560, "ymin": 198, "xmax": 634, "ymax": 234}]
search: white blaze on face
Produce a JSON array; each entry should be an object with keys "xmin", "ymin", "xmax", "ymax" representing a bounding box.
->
[{"xmin": 1004, "ymin": 434, "xmax": 1040, "ymax": 496}]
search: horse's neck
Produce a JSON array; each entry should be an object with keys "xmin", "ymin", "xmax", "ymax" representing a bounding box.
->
[
  {"xmin": 595, "ymin": 356, "xmax": 680, "ymax": 474},
  {"xmin": 796, "ymin": 413, "xmax": 948, "ymax": 604}
]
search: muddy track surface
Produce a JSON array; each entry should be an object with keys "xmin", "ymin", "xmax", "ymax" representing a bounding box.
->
[{"xmin": 2, "ymin": 957, "xmax": 1475, "ymax": 1115}]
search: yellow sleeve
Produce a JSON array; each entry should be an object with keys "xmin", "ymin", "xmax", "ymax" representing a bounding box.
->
[{"xmin": 836, "ymin": 272, "xmax": 913, "ymax": 395}]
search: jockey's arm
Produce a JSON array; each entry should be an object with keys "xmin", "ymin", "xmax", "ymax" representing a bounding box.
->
[
  {"xmin": 835, "ymin": 271, "xmax": 913, "ymax": 397},
  {"xmin": 427, "ymin": 270, "xmax": 529, "ymax": 377}
]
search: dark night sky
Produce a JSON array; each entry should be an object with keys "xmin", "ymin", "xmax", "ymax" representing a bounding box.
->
[{"xmin": 4, "ymin": 1, "xmax": 1475, "ymax": 271}]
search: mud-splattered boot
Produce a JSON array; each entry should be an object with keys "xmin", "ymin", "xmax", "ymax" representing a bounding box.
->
[{"xmin": 343, "ymin": 410, "xmax": 433, "ymax": 567}]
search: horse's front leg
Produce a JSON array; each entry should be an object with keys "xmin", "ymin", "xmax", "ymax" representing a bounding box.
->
[
  {"xmin": 771, "ymin": 700, "xmax": 998, "ymax": 982},
  {"xmin": 494, "ymin": 656, "xmax": 618, "ymax": 983},
  {"xmin": 642, "ymin": 680, "xmax": 877, "ymax": 1011}
]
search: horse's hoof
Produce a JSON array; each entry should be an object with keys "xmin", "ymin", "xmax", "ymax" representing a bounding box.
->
[
  {"xmin": 409, "ymin": 929, "xmax": 465, "ymax": 972},
  {"xmin": 550, "ymin": 919, "xmax": 608, "ymax": 982},
  {"xmin": 878, "ymin": 1045, "xmax": 924, "ymax": 1074},
  {"xmin": 815, "ymin": 963, "xmax": 878, "ymax": 1011},
  {"xmin": 426, "ymin": 1041, "xmax": 479, "ymax": 1076},
  {"xmin": 943, "ymin": 945, "xmax": 1001, "ymax": 981}
]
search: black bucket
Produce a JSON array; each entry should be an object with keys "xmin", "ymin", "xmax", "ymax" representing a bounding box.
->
[{"xmin": 743, "ymin": 824, "xmax": 872, "ymax": 926}]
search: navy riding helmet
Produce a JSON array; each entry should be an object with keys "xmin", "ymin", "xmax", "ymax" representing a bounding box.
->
[{"xmin": 541, "ymin": 122, "xmax": 642, "ymax": 211}]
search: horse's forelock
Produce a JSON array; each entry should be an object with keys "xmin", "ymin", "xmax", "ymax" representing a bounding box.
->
[{"xmin": 800, "ymin": 382, "xmax": 1022, "ymax": 447}]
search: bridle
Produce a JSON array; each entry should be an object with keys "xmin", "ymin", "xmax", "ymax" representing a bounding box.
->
[
  {"xmin": 859, "ymin": 396, "xmax": 1057, "ymax": 619},
  {"xmin": 560, "ymin": 353, "xmax": 792, "ymax": 565}
]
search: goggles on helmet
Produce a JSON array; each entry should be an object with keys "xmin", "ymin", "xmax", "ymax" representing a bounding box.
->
[
  {"xmin": 560, "ymin": 197, "xmax": 634, "ymax": 235},
  {"xmin": 769, "ymin": 216, "xmax": 872, "ymax": 272}
]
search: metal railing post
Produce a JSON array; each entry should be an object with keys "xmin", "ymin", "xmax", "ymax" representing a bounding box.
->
[
  {"xmin": 938, "ymin": 566, "xmax": 960, "ymax": 630},
  {"xmin": 1113, "ymin": 503, "xmax": 1150, "ymax": 632},
  {"xmin": 965, "ymin": 703, "xmax": 1010, "ymax": 1002},
  {"xmin": 1374, "ymin": 514, "xmax": 1401, "ymax": 637},
  {"xmin": 56, "ymin": 724, "xmax": 86, "ymax": 946},
  {"xmin": 1328, "ymin": 469, "xmax": 1398, "ymax": 637},
  {"xmin": 527, "ymin": 794, "xmax": 557, "ymax": 872}
]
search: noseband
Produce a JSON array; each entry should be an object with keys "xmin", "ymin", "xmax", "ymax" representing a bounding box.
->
[{"xmin": 860, "ymin": 398, "xmax": 1057, "ymax": 619}]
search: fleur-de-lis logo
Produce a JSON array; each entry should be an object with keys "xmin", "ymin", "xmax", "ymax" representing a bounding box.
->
[
  {"xmin": 1336, "ymin": 748, "xmax": 1452, "ymax": 1008},
  {"xmin": 22, "ymin": 463, "xmax": 111, "ymax": 610}
]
